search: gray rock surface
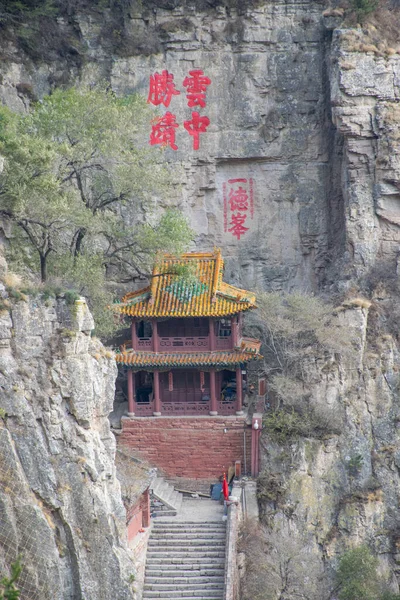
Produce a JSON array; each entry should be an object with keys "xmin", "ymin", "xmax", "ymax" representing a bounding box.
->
[
  {"xmin": 256, "ymin": 307, "xmax": 400, "ymax": 595},
  {"xmin": 0, "ymin": 296, "xmax": 134, "ymax": 600}
]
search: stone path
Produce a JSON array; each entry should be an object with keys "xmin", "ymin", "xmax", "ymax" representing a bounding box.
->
[
  {"xmin": 156, "ymin": 496, "xmax": 224, "ymax": 522},
  {"xmin": 143, "ymin": 497, "xmax": 226, "ymax": 600}
]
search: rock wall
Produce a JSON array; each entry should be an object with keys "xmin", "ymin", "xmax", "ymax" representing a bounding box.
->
[
  {"xmin": 3, "ymin": 4, "xmax": 399, "ymax": 291},
  {"xmin": 328, "ymin": 25, "xmax": 400, "ymax": 281},
  {"xmin": 0, "ymin": 0, "xmax": 332, "ymax": 293},
  {"xmin": 253, "ymin": 306, "xmax": 400, "ymax": 596},
  {"xmin": 0, "ymin": 290, "xmax": 134, "ymax": 600}
]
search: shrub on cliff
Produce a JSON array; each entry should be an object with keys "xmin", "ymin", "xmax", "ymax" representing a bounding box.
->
[
  {"xmin": 0, "ymin": 559, "xmax": 21, "ymax": 600},
  {"xmin": 336, "ymin": 546, "xmax": 400, "ymax": 600},
  {"xmin": 0, "ymin": 86, "xmax": 194, "ymax": 335},
  {"xmin": 251, "ymin": 292, "xmax": 354, "ymax": 403},
  {"xmin": 350, "ymin": 0, "xmax": 379, "ymax": 20}
]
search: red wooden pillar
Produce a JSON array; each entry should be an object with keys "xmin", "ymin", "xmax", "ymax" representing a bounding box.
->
[
  {"xmin": 236, "ymin": 366, "xmax": 243, "ymax": 415},
  {"xmin": 141, "ymin": 488, "xmax": 150, "ymax": 528},
  {"xmin": 127, "ymin": 370, "xmax": 135, "ymax": 416},
  {"xmin": 209, "ymin": 369, "xmax": 217, "ymax": 415},
  {"xmin": 153, "ymin": 371, "xmax": 161, "ymax": 416},
  {"xmin": 209, "ymin": 318, "xmax": 216, "ymax": 351},
  {"xmin": 131, "ymin": 319, "xmax": 137, "ymax": 351},
  {"xmin": 152, "ymin": 319, "xmax": 158, "ymax": 353}
]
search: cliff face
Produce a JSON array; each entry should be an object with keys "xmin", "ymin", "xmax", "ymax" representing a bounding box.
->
[
  {"xmin": 3, "ymin": 3, "xmax": 398, "ymax": 290},
  {"xmin": 0, "ymin": 0, "xmax": 331, "ymax": 292},
  {"xmin": 252, "ymin": 305, "xmax": 400, "ymax": 596},
  {"xmin": 329, "ymin": 25, "xmax": 400, "ymax": 279},
  {"xmin": 0, "ymin": 286, "xmax": 134, "ymax": 600},
  {"xmin": 2, "ymin": 0, "xmax": 400, "ymax": 597}
]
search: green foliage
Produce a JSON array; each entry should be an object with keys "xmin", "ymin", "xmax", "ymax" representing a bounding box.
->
[
  {"xmin": 335, "ymin": 546, "xmax": 397, "ymax": 600},
  {"xmin": 264, "ymin": 404, "xmax": 343, "ymax": 442},
  {"xmin": 349, "ymin": 0, "xmax": 379, "ymax": 20},
  {"xmin": 263, "ymin": 408, "xmax": 305, "ymax": 443},
  {"xmin": 0, "ymin": 559, "xmax": 21, "ymax": 599},
  {"xmin": 346, "ymin": 454, "xmax": 364, "ymax": 477},
  {"xmin": 0, "ymin": 0, "xmax": 56, "ymax": 23},
  {"xmin": 0, "ymin": 86, "xmax": 194, "ymax": 336}
]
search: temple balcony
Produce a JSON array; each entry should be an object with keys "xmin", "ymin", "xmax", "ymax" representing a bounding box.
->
[{"xmin": 132, "ymin": 335, "xmax": 233, "ymax": 352}]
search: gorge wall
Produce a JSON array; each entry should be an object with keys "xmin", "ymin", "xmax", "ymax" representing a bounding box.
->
[
  {"xmin": 2, "ymin": 0, "xmax": 400, "ymax": 597},
  {"xmin": 2, "ymin": 2, "xmax": 400, "ymax": 290},
  {"xmin": 0, "ymin": 270, "xmax": 135, "ymax": 600}
]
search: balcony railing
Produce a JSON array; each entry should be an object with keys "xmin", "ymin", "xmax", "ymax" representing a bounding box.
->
[
  {"xmin": 158, "ymin": 336, "xmax": 210, "ymax": 352},
  {"xmin": 215, "ymin": 337, "xmax": 232, "ymax": 350},
  {"xmin": 136, "ymin": 337, "xmax": 152, "ymax": 350},
  {"xmin": 132, "ymin": 336, "xmax": 233, "ymax": 352}
]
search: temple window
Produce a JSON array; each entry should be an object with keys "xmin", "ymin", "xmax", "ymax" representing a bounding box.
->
[
  {"xmin": 137, "ymin": 320, "xmax": 152, "ymax": 339},
  {"xmin": 217, "ymin": 318, "xmax": 231, "ymax": 338}
]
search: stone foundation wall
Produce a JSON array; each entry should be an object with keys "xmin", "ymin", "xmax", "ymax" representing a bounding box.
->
[{"xmin": 119, "ymin": 416, "xmax": 251, "ymax": 480}]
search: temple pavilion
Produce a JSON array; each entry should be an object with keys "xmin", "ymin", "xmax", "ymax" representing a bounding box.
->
[{"xmin": 112, "ymin": 249, "xmax": 261, "ymax": 417}]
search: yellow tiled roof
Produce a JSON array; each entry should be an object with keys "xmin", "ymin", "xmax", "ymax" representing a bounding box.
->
[
  {"xmin": 115, "ymin": 349, "xmax": 262, "ymax": 369},
  {"xmin": 112, "ymin": 249, "xmax": 256, "ymax": 318}
]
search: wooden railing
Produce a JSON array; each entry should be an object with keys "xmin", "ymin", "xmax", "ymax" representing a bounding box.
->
[
  {"xmin": 134, "ymin": 401, "xmax": 154, "ymax": 416},
  {"xmin": 131, "ymin": 336, "xmax": 234, "ymax": 352},
  {"xmin": 215, "ymin": 337, "xmax": 232, "ymax": 350},
  {"xmin": 158, "ymin": 336, "xmax": 210, "ymax": 352},
  {"xmin": 135, "ymin": 337, "xmax": 152, "ymax": 350}
]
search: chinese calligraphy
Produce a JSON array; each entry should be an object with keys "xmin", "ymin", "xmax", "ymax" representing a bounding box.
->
[
  {"xmin": 223, "ymin": 178, "xmax": 255, "ymax": 241},
  {"xmin": 184, "ymin": 112, "xmax": 210, "ymax": 151},
  {"xmin": 183, "ymin": 69, "xmax": 211, "ymax": 108},
  {"xmin": 149, "ymin": 112, "xmax": 179, "ymax": 150},
  {"xmin": 147, "ymin": 68, "xmax": 211, "ymax": 151},
  {"xmin": 147, "ymin": 70, "xmax": 180, "ymax": 107}
]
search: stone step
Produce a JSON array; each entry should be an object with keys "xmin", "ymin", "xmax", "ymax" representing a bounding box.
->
[
  {"xmin": 147, "ymin": 543, "xmax": 225, "ymax": 554},
  {"xmin": 144, "ymin": 584, "xmax": 224, "ymax": 592},
  {"xmin": 147, "ymin": 551, "xmax": 225, "ymax": 560},
  {"xmin": 154, "ymin": 521, "xmax": 224, "ymax": 526},
  {"xmin": 151, "ymin": 521, "xmax": 226, "ymax": 535},
  {"xmin": 143, "ymin": 596, "xmax": 223, "ymax": 600},
  {"xmin": 151, "ymin": 477, "xmax": 183, "ymax": 513},
  {"xmin": 149, "ymin": 538, "xmax": 226, "ymax": 547},
  {"xmin": 142, "ymin": 587, "xmax": 223, "ymax": 598},
  {"xmin": 145, "ymin": 568, "xmax": 224, "ymax": 576},
  {"xmin": 147, "ymin": 555, "xmax": 225, "ymax": 564},
  {"xmin": 145, "ymin": 575, "xmax": 224, "ymax": 584},
  {"xmin": 152, "ymin": 530, "xmax": 226, "ymax": 537},
  {"xmin": 145, "ymin": 582, "xmax": 224, "ymax": 589},
  {"xmin": 152, "ymin": 510, "xmax": 177, "ymax": 517}
]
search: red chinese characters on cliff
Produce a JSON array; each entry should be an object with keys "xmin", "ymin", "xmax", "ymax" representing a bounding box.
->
[
  {"xmin": 183, "ymin": 69, "xmax": 211, "ymax": 108},
  {"xmin": 147, "ymin": 69, "xmax": 211, "ymax": 151},
  {"xmin": 147, "ymin": 70, "xmax": 180, "ymax": 107},
  {"xmin": 223, "ymin": 179, "xmax": 254, "ymax": 241},
  {"xmin": 149, "ymin": 112, "xmax": 179, "ymax": 150},
  {"xmin": 184, "ymin": 112, "xmax": 210, "ymax": 151}
]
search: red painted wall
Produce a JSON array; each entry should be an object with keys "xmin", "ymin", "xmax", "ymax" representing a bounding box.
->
[{"xmin": 119, "ymin": 416, "xmax": 252, "ymax": 479}]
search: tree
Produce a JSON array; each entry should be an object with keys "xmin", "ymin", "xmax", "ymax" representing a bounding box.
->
[
  {"xmin": 0, "ymin": 87, "xmax": 194, "ymax": 334},
  {"xmin": 250, "ymin": 292, "xmax": 353, "ymax": 404},
  {"xmin": 336, "ymin": 546, "xmax": 400, "ymax": 600}
]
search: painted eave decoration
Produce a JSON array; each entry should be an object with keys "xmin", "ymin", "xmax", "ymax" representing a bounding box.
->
[
  {"xmin": 111, "ymin": 249, "xmax": 257, "ymax": 318},
  {"xmin": 115, "ymin": 348, "xmax": 262, "ymax": 369}
]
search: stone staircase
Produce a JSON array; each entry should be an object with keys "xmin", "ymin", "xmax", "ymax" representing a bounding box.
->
[
  {"xmin": 143, "ymin": 521, "xmax": 226, "ymax": 599},
  {"xmin": 150, "ymin": 477, "xmax": 183, "ymax": 516}
]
